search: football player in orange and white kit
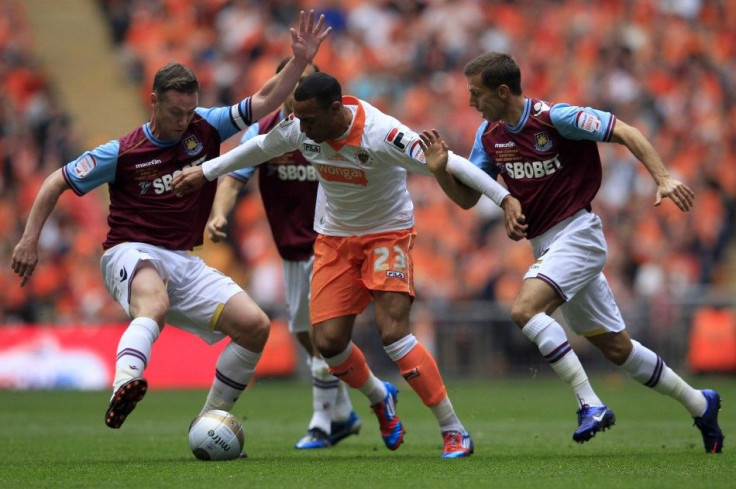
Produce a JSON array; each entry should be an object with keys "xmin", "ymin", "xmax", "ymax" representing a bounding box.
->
[{"xmin": 172, "ymin": 72, "xmax": 526, "ymax": 458}]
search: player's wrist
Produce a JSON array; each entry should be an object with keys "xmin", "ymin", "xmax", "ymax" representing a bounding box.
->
[{"xmin": 202, "ymin": 163, "xmax": 217, "ymax": 181}]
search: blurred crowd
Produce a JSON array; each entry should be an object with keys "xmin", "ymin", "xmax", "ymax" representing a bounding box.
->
[{"xmin": 1, "ymin": 0, "xmax": 734, "ymax": 326}]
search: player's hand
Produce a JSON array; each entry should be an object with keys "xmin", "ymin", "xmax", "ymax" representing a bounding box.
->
[
  {"xmin": 501, "ymin": 195, "xmax": 528, "ymax": 241},
  {"xmin": 172, "ymin": 166, "xmax": 206, "ymax": 197},
  {"xmin": 207, "ymin": 215, "xmax": 229, "ymax": 242},
  {"xmin": 418, "ymin": 129, "xmax": 449, "ymax": 175},
  {"xmin": 290, "ymin": 10, "xmax": 332, "ymax": 63},
  {"xmin": 655, "ymin": 177, "xmax": 694, "ymax": 212},
  {"xmin": 11, "ymin": 238, "xmax": 39, "ymax": 287}
]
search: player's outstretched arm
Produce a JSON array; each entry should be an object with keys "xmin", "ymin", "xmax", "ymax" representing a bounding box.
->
[
  {"xmin": 611, "ymin": 120, "xmax": 695, "ymax": 212},
  {"xmin": 207, "ymin": 177, "xmax": 246, "ymax": 242},
  {"xmin": 420, "ymin": 129, "xmax": 527, "ymax": 240},
  {"xmin": 250, "ymin": 10, "xmax": 331, "ymax": 121},
  {"xmin": 11, "ymin": 169, "xmax": 70, "ymax": 286},
  {"xmin": 173, "ymin": 134, "xmax": 273, "ymax": 196},
  {"xmin": 419, "ymin": 129, "xmax": 482, "ymax": 209}
]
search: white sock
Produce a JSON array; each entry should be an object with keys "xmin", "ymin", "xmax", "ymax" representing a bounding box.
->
[
  {"xmin": 332, "ymin": 381, "xmax": 354, "ymax": 421},
  {"xmin": 430, "ymin": 397, "xmax": 465, "ymax": 433},
  {"xmin": 383, "ymin": 334, "xmax": 417, "ymax": 361},
  {"xmin": 522, "ymin": 313, "xmax": 603, "ymax": 408},
  {"xmin": 201, "ymin": 342, "xmax": 261, "ymax": 414},
  {"xmin": 621, "ymin": 340, "xmax": 707, "ymax": 416},
  {"xmin": 323, "ymin": 344, "xmax": 386, "ymax": 405},
  {"xmin": 113, "ymin": 317, "xmax": 159, "ymax": 391},
  {"xmin": 309, "ymin": 356, "xmax": 339, "ymax": 434}
]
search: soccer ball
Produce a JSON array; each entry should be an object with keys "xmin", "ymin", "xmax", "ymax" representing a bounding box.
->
[{"xmin": 188, "ymin": 410, "xmax": 244, "ymax": 461}]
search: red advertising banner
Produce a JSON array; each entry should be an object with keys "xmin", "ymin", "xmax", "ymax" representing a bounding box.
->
[{"xmin": 0, "ymin": 320, "xmax": 298, "ymax": 390}]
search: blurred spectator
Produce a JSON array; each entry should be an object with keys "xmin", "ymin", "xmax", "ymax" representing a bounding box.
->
[
  {"xmin": 2, "ymin": 0, "xmax": 735, "ymax": 326},
  {"xmin": 0, "ymin": 0, "xmax": 123, "ymax": 324}
]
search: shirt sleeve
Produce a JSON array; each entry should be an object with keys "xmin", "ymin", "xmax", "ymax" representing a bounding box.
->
[
  {"xmin": 549, "ymin": 103, "xmax": 616, "ymax": 142},
  {"xmin": 196, "ymin": 97, "xmax": 253, "ymax": 142},
  {"xmin": 61, "ymin": 140, "xmax": 120, "ymax": 195},
  {"xmin": 202, "ymin": 115, "xmax": 299, "ymax": 181},
  {"xmin": 468, "ymin": 121, "xmax": 498, "ymax": 178},
  {"xmin": 228, "ymin": 122, "xmax": 261, "ymax": 181},
  {"xmin": 375, "ymin": 119, "xmax": 434, "ymax": 176}
]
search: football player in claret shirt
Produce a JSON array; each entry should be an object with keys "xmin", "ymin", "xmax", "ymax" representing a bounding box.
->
[
  {"xmin": 172, "ymin": 71, "xmax": 525, "ymax": 458},
  {"xmin": 206, "ymin": 59, "xmax": 361, "ymax": 450},
  {"xmin": 11, "ymin": 11, "xmax": 331, "ymax": 434},
  {"xmin": 420, "ymin": 51, "xmax": 723, "ymax": 454}
]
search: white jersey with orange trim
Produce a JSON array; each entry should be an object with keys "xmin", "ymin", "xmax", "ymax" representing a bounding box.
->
[
  {"xmin": 202, "ymin": 96, "xmax": 510, "ymax": 237},
  {"xmin": 209, "ymin": 96, "xmax": 431, "ymax": 236}
]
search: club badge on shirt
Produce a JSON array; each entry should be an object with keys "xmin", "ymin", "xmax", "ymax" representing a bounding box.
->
[
  {"xmin": 183, "ymin": 135, "xmax": 203, "ymax": 156},
  {"xmin": 534, "ymin": 131, "xmax": 553, "ymax": 152}
]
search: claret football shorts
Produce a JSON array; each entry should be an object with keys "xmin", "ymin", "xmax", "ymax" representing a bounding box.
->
[
  {"xmin": 101, "ymin": 242, "xmax": 244, "ymax": 344},
  {"xmin": 310, "ymin": 228, "xmax": 417, "ymax": 325}
]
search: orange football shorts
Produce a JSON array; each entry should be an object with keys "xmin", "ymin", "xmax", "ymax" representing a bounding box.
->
[{"xmin": 310, "ymin": 228, "xmax": 417, "ymax": 325}]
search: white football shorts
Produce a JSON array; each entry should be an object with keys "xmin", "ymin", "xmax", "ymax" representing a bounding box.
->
[
  {"xmin": 523, "ymin": 210, "xmax": 626, "ymax": 337},
  {"xmin": 282, "ymin": 256, "xmax": 313, "ymax": 334},
  {"xmin": 100, "ymin": 242, "xmax": 244, "ymax": 344}
]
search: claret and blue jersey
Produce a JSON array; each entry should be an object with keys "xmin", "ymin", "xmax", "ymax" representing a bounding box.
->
[
  {"xmin": 228, "ymin": 109, "xmax": 320, "ymax": 262},
  {"xmin": 468, "ymin": 98, "xmax": 616, "ymax": 238},
  {"xmin": 62, "ymin": 99, "xmax": 252, "ymax": 251}
]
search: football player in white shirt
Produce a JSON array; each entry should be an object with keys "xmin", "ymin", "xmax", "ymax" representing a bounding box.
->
[{"xmin": 172, "ymin": 72, "xmax": 526, "ymax": 458}]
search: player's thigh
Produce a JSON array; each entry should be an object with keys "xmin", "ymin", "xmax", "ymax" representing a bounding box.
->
[
  {"xmin": 559, "ymin": 272, "xmax": 626, "ymax": 337},
  {"xmin": 100, "ymin": 242, "xmax": 171, "ymax": 318},
  {"xmin": 215, "ymin": 291, "xmax": 269, "ymax": 350},
  {"xmin": 166, "ymin": 258, "xmax": 249, "ymax": 345},
  {"xmin": 128, "ymin": 264, "xmax": 170, "ymax": 321},
  {"xmin": 312, "ymin": 314, "xmax": 357, "ymax": 357},
  {"xmin": 373, "ymin": 290, "xmax": 413, "ymax": 343},
  {"xmin": 511, "ymin": 277, "xmax": 565, "ymax": 325}
]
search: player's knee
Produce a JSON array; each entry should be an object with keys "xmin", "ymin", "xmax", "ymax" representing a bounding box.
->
[
  {"xmin": 310, "ymin": 356, "xmax": 332, "ymax": 381},
  {"xmin": 130, "ymin": 290, "xmax": 170, "ymax": 323},
  {"xmin": 379, "ymin": 328, "xmax": 407, "ymax": 346},
  {"xmin": 312, "ymin": 331, "xmax": 347, "ymax": 359},
  {"xmin": 599, "ymin": 340, "xmax": 631, "ymax": 365},
  {"xmin": 249, "ymin": 311, "xmax": 271, "ymax": 348},
  {"xmin": 509, "ymin": 301, "xmax": 534, "ymax": 328},
  {"xmin": 312, "ymin": 336, "xmax": 339, "ymax": 359},
  {"xmin": 228, "ymin": 310, "xmax": 270, "ymax": 351}
]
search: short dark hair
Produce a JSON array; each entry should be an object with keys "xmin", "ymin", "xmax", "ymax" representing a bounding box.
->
[
  {"xmin": 464, "ymin": 52, "xmax": 522, "ymax": 95},
  {"xmin": 276, "ymin": 57, "xmax": 320, "ymax": 74},
  {"xmin": 294, "ymin": 72, "xmax": 341, "ymax": 109},
  {"xmin": 153, "ymin": 62, "xmax": 199, "ymax": 96}
]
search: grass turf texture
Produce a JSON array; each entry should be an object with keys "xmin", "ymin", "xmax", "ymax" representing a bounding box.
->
[{"xmin": 1, "ymin": 376, "xmax": 734, "ymax": 488}]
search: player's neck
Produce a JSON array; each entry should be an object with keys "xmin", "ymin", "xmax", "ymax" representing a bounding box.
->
[
  {"xmin": 332, "ymin": 106, "xmax": 353, "ymax": 140},
  {"xmin": 503, "ymin": 96, "xmax": 526, "ymax": 127}
]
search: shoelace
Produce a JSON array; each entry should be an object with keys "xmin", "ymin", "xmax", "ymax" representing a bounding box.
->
[{"xmin": 443, "ymin": 433, "xmax": 465, "ymax": 452}]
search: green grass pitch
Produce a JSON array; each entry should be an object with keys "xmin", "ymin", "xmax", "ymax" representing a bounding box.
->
[{"xmin": 1, "ymin": 375, "xmax": 734, "ymax": 488}]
